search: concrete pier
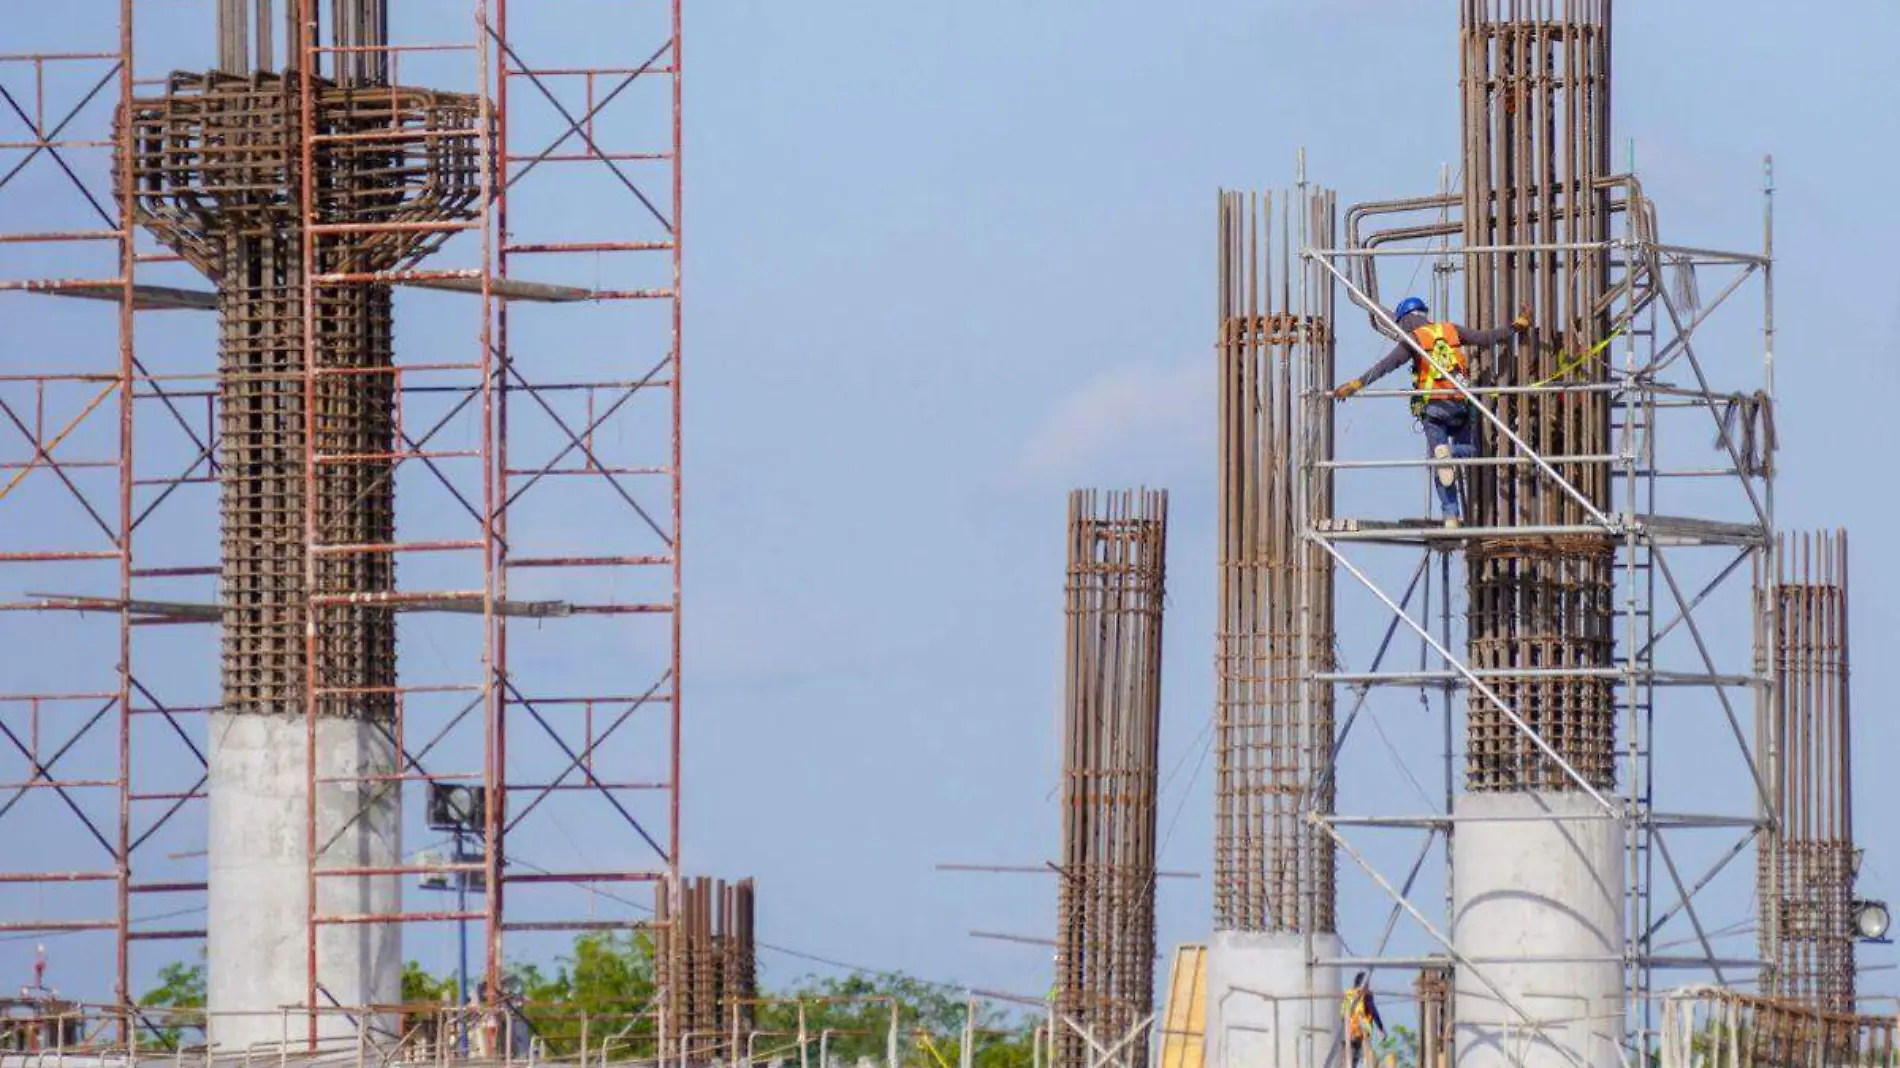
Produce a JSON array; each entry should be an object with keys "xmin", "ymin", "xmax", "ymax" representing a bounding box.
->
[
  {"xmin": 1451, "ymin": 792, "xmax": 1625, "ymax": 1068},
  {"xmin": 1204, "ymin": 932, "xmax": 1342, "ymax": 1068},
  {"xmin": 207, "ymin": 715, "xmax": 400, "ymax": 1049}
]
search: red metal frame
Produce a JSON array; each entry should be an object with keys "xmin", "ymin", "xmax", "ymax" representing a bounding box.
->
[{"xmin": 0, "ymin": 0, "xmax": 682, "ymax": 1035}]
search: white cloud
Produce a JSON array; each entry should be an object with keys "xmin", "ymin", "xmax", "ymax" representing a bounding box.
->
[{"xmin": 1013, "ymin": 357, "xmax": 1212, "ymax": 486}]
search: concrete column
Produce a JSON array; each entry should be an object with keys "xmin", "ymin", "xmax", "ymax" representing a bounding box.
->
[
  {"xmin": 207, "ymin": 714, "xmax": 401, "ymax": 1050},
  {"xmin": 1451, "ymin": 792, "xmax": 1625, "ymax": 1068},
  {"xmin": 1204, "ymin": 931, "xmax": 1342, "ymax": 1068}
]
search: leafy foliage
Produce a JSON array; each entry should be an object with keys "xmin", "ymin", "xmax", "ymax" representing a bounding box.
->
[
  {"xmin": 506, "ymin": 931, "xmax": 660, "ymax": 1056},
  {"xmin": 138, "ymin": 958, "xmax": 206, "ymax": 1049},
  {"xmin": 1375, "ymin": 1024, "xmax": 1419, "ymax": 1068},
  {"xmin": 405, "ymin": 960, "xmax": 460, "ymax": 1005},
  {"xmin": 148, "ymin": 937, "xmax": 1038, "ymax": 1068},
  {"xmin": 755, "ymin": 973, "xmax": 1037, "ymax": 1068}
]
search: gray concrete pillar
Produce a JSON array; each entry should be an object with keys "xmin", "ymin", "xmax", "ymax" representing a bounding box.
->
[
  {"xmin": 1452, "ymin": 792, "xmax": 1625, "ymax": 1068},
  {"xmin": 207, "ymin": 714, "xmax": 401, "ymax": 1050},
  {"xmin": 1204, "ymin": 931, "xmax": 1343, "ymax": 1068}
]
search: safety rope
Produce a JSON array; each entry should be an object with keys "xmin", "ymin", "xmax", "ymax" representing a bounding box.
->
[{"xmin": 1528, "ymin": 327, "xmax": 1627, "ymax": 389}]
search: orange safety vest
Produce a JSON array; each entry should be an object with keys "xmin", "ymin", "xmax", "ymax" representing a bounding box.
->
[
  {"xmin": 1343, "ymin": 988, "xmax": 1373, "ymax": 1041},
  {"xmin": 1410, "ymin": 322, "xmax": 1468, "ymax": 413}
]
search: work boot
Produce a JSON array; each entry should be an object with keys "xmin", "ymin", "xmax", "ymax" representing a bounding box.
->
[
  {"xmin": 1444, "ymin": 516, "xmax": 1462, "ymax": 530},
  {"xmin": 1433, "ymin": 443, "xmax": 1457, "ymax": 487}
]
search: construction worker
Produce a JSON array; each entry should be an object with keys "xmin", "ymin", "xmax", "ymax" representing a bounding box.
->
[
  {"xmin": 1342, "ymin": 972, "xmax": 1386, "ymax": 1068},
  {"xmin": 1332, "ymin": 297, "xmax": 1532, "ymax": 528}
]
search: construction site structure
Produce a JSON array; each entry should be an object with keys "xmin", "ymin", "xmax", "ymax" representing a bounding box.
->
[
  {"xmin": 1758, "ymin": 531, "xmax": 1858, "ymax": 1014},
  {"xmin": 1213, "ymin": 4, "xmax": 1824, "ymax": 1068},
  {"xmin": 1054, "ymin": 488, "xmax": 1168, "ymax": 1068},
  {"xmin": 0, "ymin": 0, "xmax": 684, "ymax": 1049},
  {"xmin": 1206, "ymin": 183, "xmax": 1343, "ymax": 1068},
  {"xmin": 1415, "ymin": 967, "xmax": 1452, "ymax": 1068},
  {"xmin": 1661, "ymin": 987, "xmax": 1895, "ymax": 1068},
  {"xmin": 655, "ymin": 877, "xmax": 757, "ymax": 1064}
]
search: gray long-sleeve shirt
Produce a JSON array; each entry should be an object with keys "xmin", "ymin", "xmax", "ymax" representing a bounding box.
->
[{"xmin": 1352, "ymin": 313, "xmax": 1519, "ymax": 388}]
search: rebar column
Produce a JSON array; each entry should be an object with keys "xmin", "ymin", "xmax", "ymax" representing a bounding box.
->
[
  {"xmin": 1208, "ymin": 188, "xmax": 1342, "ymax": 1068},
  {"xmin": 657, "ymin": 878, "xmax": 758, "ymax": 1065},
  {"xmin": 119, "ymin": 8, "xmax": 482, "ymax": 1040},
  {"xmin": 1415, "ymin": 968, "xmax": 1453, "ymax": 1068},
  {"xmin": 1759, "ymin": 531, "xmax": 1856, "ymax": 1014},
  {"xmin": 1054, "ymin": 489, "xmax": 1167, "ymax": 1068},
  {"xmin": 1460, "ymin": 0, "xmax": 1616, "ymax": 794},
  {"xmin": 1213, "ymin": 189, "xmax": 1338, "ymax": 934}
]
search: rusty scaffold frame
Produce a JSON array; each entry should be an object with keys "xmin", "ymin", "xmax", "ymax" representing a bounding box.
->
[
  {"xmin": 0, "ymin": 0, "xmax": 684, "ymax": 1045},
  {"xmin": 1659, "ymin": 987, "xmax": 1896, "ymax": 1068}
]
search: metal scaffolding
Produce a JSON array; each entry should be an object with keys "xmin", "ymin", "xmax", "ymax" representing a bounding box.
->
[
  {"xmin": 0, "ymin": 0, "xmax": 684, "ymax": 1038},
  {"xmin": 1759, "ymin": 531, "xmax": 1856, "ymax": 1014},
  {"xmin": 1660, "ymin": 987, "xmax": 1895, "ymax": 1068},
  {"xmin": 1055, "ymin": 488, "xmax": 1167, "ymax": 1068},
  {"xmin": 1298, "ymin": 3, "xmax": 1786, "ymax": 1058}
]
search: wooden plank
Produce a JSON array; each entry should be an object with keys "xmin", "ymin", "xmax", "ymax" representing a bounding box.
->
[{"xmin": 1158, "ymin": 943, "xmax": 1207, "ymax": 1068}]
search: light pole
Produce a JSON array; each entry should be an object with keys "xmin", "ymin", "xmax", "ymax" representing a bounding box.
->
[{"xmin": 423, "ymin": 783, "xmax": 490, "ymax": 1055}]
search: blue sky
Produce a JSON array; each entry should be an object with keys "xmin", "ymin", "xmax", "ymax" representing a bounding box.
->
[{"xmin": 1, "ymin": 0, "xmax": 1897, "ymax": 1021}]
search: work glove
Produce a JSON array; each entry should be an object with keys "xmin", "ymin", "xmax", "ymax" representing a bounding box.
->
[
  {"xmin": 1512, "ymin": 304, "xmax": 1533, "ymax": 333},
  {"xmin": 1333, "ymin": 379, "xmax": 1363, "ymax": 400}
]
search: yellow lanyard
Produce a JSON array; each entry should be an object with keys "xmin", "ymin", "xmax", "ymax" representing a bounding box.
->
[{"xmin": 1530, "ymin": 329, "xmax": 1626, "ymax": 388}]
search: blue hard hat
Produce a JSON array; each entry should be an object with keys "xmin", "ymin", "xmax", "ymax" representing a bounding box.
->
[{"xmin": 1394, "ymin": 297, "xmax": 1429, "ymax": 321}]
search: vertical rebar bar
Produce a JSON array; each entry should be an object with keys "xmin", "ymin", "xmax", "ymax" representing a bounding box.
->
[{"xmin": 1055, "ymin": 489, "xmax": 1167, "ymax": 1068}]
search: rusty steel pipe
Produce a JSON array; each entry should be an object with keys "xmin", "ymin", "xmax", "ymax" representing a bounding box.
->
[{"xmin": 657, "ymin": 878, "xmax": 757, "ymax": 1066}]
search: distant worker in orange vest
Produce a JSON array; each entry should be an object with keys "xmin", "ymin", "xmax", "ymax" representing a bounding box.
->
[
  {"xmin": 1342, "ymin": 971, "xmax": 1386, "ymax": 1068},
  {"xmin": 1333, "ymin": 297, "xmax": 1532, "ymax": 528}
]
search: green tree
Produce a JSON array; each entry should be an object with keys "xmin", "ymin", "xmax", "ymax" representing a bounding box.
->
[
  {"xmin": 138, "ymin": 959, "xmax": 206, "ymax": 1049},
  {"xmin": 140, "ymin": 941, "xmax": 1039, "ymax": 1068},
  {"xmin": 756, "ymin": 973, "xmax": 1037, "ymax": 1068},
  {"xmin": 403, "ymin": 961, "xmax": 458, "ymax": 1005},
  {"xmin": 509, "ymin": 931, "xmax": 660, "ymax": 1056}
]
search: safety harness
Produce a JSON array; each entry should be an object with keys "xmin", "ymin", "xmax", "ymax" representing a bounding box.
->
[{"xmin": 1409, "ymin": 322, "xmax": 1469, "ymax": 417}]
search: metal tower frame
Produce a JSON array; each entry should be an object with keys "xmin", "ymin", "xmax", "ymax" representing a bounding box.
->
[
  {"xmin": 1302, "ymin": 158, "xmax": 1780, "ymax": 1058},
  {"xmin": 0, "ymin": 0, "xmax": 683, "ymax": 1034}
]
